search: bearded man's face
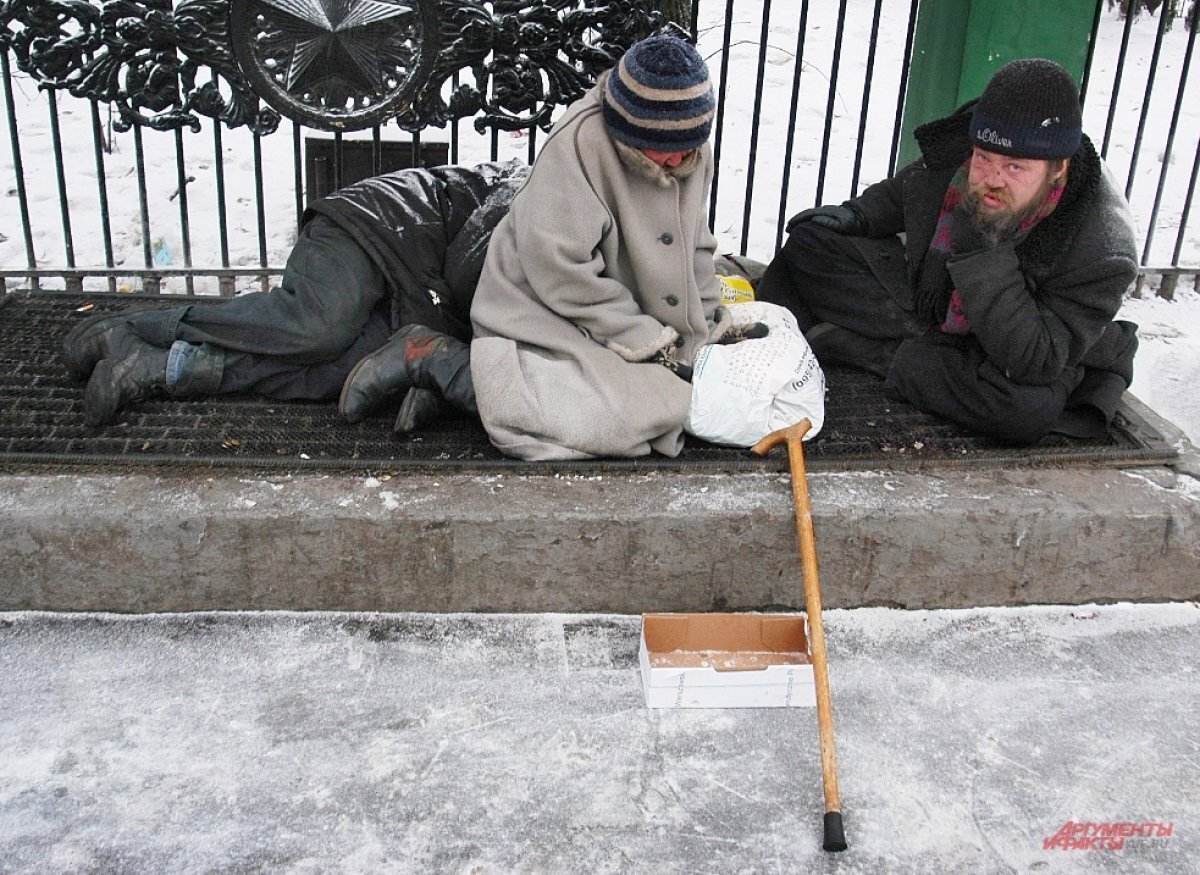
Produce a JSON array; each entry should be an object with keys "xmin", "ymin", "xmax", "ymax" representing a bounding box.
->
[{"xmin": 963, "ymin": 147, "xmax": 1068, "ymax": 240}]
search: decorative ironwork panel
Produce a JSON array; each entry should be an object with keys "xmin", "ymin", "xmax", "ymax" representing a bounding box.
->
[
  {"xmin": 230, "ymin": 0, "xmax": 664, "ymax": 132},
  {"xmin": 0, "ymin": 0, "xmax": 280, "ymax": 134},
  {"xmin": 393, "ymin": 0, "xmax": 666, "ymax": 133},
  {"xmin": 229, "ymin": 0, "xmax": 438, "ymax": 130},
  {"xmin": 1, "ymin": 0, "xmax": 664, "ymax": 134}
]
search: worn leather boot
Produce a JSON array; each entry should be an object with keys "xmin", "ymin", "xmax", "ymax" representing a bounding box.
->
[
  {"xmin": 394, "ymin": 388, "xmax": 453, "ymax": 433},
  {"xmin": 414, "ymin": 335, "xmax": 477, "ymax": 417},
  {"xmin": 340, "ymin": 325, "xmax": 476, "ymax": 423},
  {"xmin": 62, "ymin": 313, "xmax": 141, "ymax": 382},
  {"xmin": 83, "ymin": 334, "xmax": 169, "ymax": 426}
]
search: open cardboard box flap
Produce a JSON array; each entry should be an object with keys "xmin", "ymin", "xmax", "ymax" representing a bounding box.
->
[
  {"xmin": 643, "ymin": 612, "xmax": 809, "ymax": 666},
  {"xmin": 640, "ymin": 613, "xmax": 816, "ymax": 707}
]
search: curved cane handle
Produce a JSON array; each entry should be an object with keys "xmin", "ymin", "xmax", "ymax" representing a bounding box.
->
[{"xmin": 751, "ymin": 419, "xmax": 813, "ymax": 456}]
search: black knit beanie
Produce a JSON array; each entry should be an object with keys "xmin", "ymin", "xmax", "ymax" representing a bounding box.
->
[
  {"xmin": 602, "ymin": 35, "xmax": 715, "ymax": 153},
  {"xmin": 970, "ymin": 59, "xmax": 1082, "ymax": 159}
]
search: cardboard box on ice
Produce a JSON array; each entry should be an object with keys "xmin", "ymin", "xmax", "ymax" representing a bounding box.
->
[{"xmin": 639, "ymin": 613, "xmax": 815, "ymax": 708}]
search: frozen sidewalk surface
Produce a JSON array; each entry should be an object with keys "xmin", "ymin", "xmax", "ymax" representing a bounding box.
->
[{"xmin": 0, "ymin": 605, "xmax": 1195, "ymax": 873}]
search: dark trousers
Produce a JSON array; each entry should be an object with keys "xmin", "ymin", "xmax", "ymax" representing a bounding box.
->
[
  {"xmin": 757, "ymin": 223, "xmax": 1085, "ymax": 444},
  {"xmin": 757, "ymin": 222, "xmax": 922, "ymax": 339},
  {"xmin": 128, "ymin": 216, "xmax": 392, "ymax": 400}
]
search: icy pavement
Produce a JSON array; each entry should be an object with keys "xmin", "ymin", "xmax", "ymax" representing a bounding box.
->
[{"xmin": 0, "ymin": 604, "xmax": 1196, "ymax": 873}]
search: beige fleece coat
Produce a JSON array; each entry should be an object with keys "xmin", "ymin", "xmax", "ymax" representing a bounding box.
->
[{"xmin": 470, "ymin": 79, "xmax": 722, "ymax": 460}]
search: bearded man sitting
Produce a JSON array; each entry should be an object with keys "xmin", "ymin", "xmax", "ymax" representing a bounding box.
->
[{"xmin": 756, "ymin": 58, "xmax": 1139, "ymax": 444}]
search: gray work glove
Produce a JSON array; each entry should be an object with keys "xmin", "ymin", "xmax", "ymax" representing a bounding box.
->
[{"xmin": 785, "ymin": 202, "xmax": 867, "ymax": 236}]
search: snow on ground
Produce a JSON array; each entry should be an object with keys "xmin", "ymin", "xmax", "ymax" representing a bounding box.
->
[
  {"xmin": 0, "ymin": 605, "xmax": 1195, "ymax": 873},
  {"xmin": 1119, "ymin": 283, "xmax": 1200, "ymax": 444}
]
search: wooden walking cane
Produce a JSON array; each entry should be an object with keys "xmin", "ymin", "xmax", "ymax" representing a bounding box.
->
[{"xmin": 752, "ymin": 418, "xmax": 847, "ymax": 852}]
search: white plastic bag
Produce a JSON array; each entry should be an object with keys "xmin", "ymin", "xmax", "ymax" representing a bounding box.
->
[{"xmin": 685, "ymin": 301, "xmax": 825, "ymax": 447}]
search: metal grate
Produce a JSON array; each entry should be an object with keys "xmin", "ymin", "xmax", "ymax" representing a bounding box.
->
[{"xmin": 0, "ymin": 291, "xmax": 1177, "ymax": 475}]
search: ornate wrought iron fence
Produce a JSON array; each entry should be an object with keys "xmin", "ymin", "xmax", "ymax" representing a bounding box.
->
[{"xmin": 1, "ymin": 0, "xmax": 1197, "ymax": 298}]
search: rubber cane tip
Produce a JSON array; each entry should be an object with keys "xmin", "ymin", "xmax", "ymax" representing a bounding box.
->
[{"xmin": 822, "ymin": 811, "xmax": 848, "ymax": 852}]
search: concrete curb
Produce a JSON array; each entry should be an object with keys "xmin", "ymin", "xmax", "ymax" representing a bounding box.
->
[{"xmin": 3, "ymin": 395, "xmax": 1197, "ymax": 613}]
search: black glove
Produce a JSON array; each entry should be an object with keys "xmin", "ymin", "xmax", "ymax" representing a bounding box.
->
[
  {"xmin": 949, "ymin": 204, "xmax": 991, "ymax": 254},
  {"xmin": 712, "ymin": 321, "xmax": 769, "ymax": 344},
  {"xmin": 649, "ymin": 344, "xmax": 693, "ymax": 383},
  {"xmin": 708, "ymin": 306, "xmax": 770, "ymax": 345},
  {"xmin": 785, "ymin": 203, "xmax": 867, "ymax": 236}
]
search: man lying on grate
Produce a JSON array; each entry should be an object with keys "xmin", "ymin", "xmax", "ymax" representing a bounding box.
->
[
  {"xmin": 62, "ymin": 159, "xmax": 529, "ymax": 428},
  {"xmin": 757, "ymin": 58, "xmax": 1140, "ymax": 445}
]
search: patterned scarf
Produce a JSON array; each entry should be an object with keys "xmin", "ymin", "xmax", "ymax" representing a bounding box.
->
[{"xmin": 923, "ymin": 162, "xmax": 1064, "ymax": 334}]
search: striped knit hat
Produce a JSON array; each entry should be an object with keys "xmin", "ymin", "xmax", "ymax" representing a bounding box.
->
[{"xmin": 602, "ymin": 35, "xmax": 715, "ymax": 153}]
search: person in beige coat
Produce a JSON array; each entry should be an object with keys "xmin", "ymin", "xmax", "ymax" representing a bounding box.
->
[
  {"xmin": 470, "ymin": 34, "xmax": 762, "ymax": 460},
  {"xmin": 338, "ymin": 34, "xmax": 764, "ymax": 457}
]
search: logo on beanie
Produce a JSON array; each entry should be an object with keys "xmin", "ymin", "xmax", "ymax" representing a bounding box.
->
[{"xmin": 976, "ymin": 127, "xmax": 1013, "ymax": 149}]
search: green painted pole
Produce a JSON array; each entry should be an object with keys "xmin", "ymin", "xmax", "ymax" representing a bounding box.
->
[{"xmin": 896, "ymin": 0, "xmax": 1100, "ymax": 169}]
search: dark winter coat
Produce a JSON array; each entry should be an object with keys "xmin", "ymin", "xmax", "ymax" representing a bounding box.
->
[
  {"xmin": 849, "ymin": 101, "xmax": 1139, "ymax": 442},
  {"xmin": 305, "ymin": 159, "xmax": 530, "ymax": 343}
]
